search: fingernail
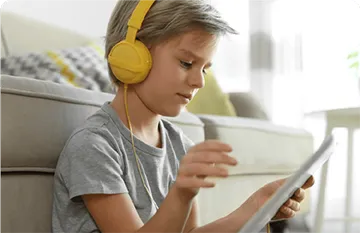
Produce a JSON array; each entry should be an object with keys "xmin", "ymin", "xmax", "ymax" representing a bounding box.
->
[
  {"xmin": 232, "ymin": 158, "xmax": 238, "ymax": 165},
  {"xmin": 229, "ymin": 156, "xmax": 238, "ymax": 164},
  {"xmin": 221, "ymin": 169, "xmax": 229, "ymax": 176}
]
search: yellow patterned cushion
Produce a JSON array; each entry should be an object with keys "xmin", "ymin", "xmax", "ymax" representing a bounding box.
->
[{"xmin": 1, "ymin": 42, "xmax": 114, "ymax": 93}]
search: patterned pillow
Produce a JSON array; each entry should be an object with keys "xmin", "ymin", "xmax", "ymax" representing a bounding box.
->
[{"xmin": 1, "ymin": 42, "xmax": 115, "ymax": 94}]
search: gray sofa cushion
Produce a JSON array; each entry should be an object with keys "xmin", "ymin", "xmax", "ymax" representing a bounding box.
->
[
  {"xmin": 228, "ymin": 92, "xmax": 269, "ymax": 120},
  {"xmin": 1, "ymin": 75, "xmax": 114, "ymax": 173},
  {"xmin": 1, "ymin": 74, "xmax": 204, "ymax": 172}
]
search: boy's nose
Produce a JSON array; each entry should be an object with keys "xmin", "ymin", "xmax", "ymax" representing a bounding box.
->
[{"xmin": 188, "ymin": 71, "xmax": 205, "ymax": 89}]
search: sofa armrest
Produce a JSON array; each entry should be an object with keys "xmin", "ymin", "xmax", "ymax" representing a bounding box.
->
[{"xmin": 228, "ymin": 92, "xmax": 269, "ymax": 120}]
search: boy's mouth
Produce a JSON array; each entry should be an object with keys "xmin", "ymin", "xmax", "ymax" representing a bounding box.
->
[{"xmin": 177, "ymin": 93, "xmax": 193, "ymax": 101}]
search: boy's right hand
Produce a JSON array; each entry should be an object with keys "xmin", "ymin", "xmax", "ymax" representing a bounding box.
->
[{"xmin": 174, "ymin": 140, "xmax": 238, "ymax": 198}]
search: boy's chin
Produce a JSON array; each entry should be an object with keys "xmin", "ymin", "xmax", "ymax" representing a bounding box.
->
[{"xmin": 158, "ymin": 105, "xmax": 186, "ymax": 117}]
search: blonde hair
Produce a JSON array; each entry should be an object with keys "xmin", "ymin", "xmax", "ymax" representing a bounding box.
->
[{"xmin": 105, "ymin": 0, "xmax": 237, "ymax": 86}]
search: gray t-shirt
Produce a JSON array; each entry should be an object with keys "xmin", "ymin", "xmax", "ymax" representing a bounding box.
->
[{"xmin": 52, "ymin": 102, "xmax": 194, "ymax": 233}]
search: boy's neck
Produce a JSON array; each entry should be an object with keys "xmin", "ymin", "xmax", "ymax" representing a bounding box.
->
[{"xmin": 110, "ymin": 86, "xmax": 162, "ymax": 148}]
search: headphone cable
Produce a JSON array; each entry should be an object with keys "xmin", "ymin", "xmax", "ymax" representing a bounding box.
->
[{"xmin": 124, "ymin": 84, "xmax": 159, "ymax": 210}]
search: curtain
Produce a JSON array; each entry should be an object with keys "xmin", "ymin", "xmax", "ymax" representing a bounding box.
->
[
  {"xmin": 210, "ymin": 0, "xmax": 251, "ymax": 93},
  {"xmin": 212, "ymin": 0, "xmax": 305, "ymax": 122}
]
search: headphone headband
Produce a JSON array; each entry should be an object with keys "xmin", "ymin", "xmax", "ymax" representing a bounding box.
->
[{"xmin": 126, "ymin": 0, "xmax": 156, "ymax": 43}]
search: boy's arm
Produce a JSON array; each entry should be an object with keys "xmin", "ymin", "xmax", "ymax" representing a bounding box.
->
[
  {"xmin": 83, "ymin": 184, "xmax": 194, "ymax": 233},
  {"xmin": 84, "ymin": 185, "xmax": 249, "ymax": 233}
]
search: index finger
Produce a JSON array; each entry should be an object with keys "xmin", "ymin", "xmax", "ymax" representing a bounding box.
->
[{"xmin": 189, "ymin": 140, "xmax": 233, "ymax": 153}]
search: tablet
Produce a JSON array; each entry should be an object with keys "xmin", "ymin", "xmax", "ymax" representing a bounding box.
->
[{"xmin": 238, "ymin": 133, "xmax": 337, "ymax": 233}]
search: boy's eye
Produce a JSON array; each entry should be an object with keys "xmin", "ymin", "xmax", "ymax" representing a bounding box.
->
[
  {"xmin": 181, "ymin": 60, "xmax": 207, "ymax": 75},
  {"xmin": 180, "ymin": 60, "xmax": 192, "ymax": 69}
]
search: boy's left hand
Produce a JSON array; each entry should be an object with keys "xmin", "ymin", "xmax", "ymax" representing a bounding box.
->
[{"xmin": 248, "ymin": 176, "xmax": 315, "ymax": 221}]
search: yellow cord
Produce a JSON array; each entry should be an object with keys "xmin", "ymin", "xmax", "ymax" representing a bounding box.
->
[
  {"xmin": 267, "ymin": 223, "xmax": 271, "ymax": 233},
  {"xmin": 124, "ymin": 84, "xmax": 159, "ymax": 210}
]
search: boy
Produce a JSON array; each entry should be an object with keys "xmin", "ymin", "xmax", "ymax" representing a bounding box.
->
[{"xmin": 52, "ymin": 0, "xmax": 314, "ymax": 232}]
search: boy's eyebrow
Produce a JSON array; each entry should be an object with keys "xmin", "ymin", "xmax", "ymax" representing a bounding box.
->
[{"xmin": 178, "ymin": 48, "xmax": 213, "ymax": 67}]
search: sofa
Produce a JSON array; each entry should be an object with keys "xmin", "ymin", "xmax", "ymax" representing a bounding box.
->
[
  {"xmin": 1, "ymin": 11, "xmax": 314, "ymax": 232},
  {"xmin": 0, "ymin": 75, "xmax": 312, "ymax": 233}
]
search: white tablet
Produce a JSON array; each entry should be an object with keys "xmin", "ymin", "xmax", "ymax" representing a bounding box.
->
[{"xmin": 238, "ymin": 133, "xmax": 337, "ymax": 233}]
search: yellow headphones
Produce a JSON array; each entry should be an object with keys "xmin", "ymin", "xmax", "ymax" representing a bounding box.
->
[{"xmin": 107, "ymin": 0, "xmax": 155, "ymax": 84}]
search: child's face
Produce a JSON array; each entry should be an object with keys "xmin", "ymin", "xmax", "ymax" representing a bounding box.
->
[{"xmin": 135, "ymin": 29, "xmax": 218, "ymax": 117}]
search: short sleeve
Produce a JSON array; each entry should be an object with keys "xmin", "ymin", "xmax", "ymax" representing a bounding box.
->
[{"xmin": 59, "ymin": 129, "xmax": 128, "ymax": 201}]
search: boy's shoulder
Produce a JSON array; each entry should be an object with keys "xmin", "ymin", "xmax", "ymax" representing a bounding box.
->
[
  {"xmin": 161, "ymin": 118, "xmax": 195, "ymax": 152},
  {"xmin": 61, "ymin": 108, "xmax": 117, "ymax": 155}
]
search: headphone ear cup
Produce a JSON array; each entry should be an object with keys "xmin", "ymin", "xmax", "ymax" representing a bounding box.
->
[{"xmin": 108, "ymin": 40, "xmax": 152, "ymax": 84}]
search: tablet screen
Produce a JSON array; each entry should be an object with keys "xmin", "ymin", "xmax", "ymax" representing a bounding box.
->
[{"xmin": 238, "ymin": 133, "xmax": 337, "ymax": 233}]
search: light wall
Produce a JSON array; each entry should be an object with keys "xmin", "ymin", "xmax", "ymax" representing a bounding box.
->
[
  {"xmin": 1, "ymin": 0, "xmax": 251, "ymax": 93},
  {"xmin": 2, "ymin": 0, "xmax": 118, "ymax": 38}
]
